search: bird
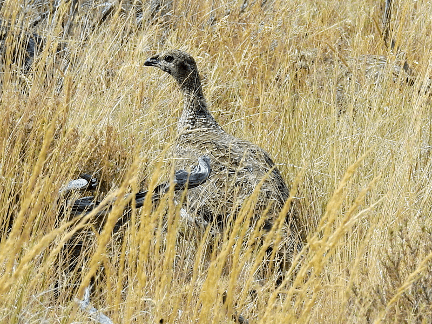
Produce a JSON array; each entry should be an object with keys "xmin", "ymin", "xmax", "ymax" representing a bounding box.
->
[{"xmin": 144, "ymin": 50, "xmax": 302, "ymax": 257}]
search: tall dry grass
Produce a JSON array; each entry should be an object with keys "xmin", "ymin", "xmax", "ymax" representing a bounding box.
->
[{"xmin": 0, "ymin": 0, "xmax": 432, "ymax": 322}]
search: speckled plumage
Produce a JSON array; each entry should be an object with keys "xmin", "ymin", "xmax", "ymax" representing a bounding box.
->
[{"xmin": 145, "ymin": 50, "xmax": 301, "ymax": 246}]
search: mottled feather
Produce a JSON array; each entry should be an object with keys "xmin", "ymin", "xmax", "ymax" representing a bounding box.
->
[{"xmin": 145, "ymin": 50, "xmax": 301, "ymax": 244}]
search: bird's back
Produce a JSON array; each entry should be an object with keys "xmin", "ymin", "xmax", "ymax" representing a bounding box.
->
[{"xmin": 175, "ymin": 127, "xmax": 294, "ymax": 230}]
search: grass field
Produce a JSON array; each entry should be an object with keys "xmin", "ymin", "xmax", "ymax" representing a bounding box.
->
[{"xmin": 1, "ymin": 0, "xmax": 432, "ymax": 322}]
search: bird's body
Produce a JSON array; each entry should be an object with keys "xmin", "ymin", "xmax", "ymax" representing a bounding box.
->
[
  {"xmin": 175, "ymin": 127, "xmax": 291, "ymax": 229},
  {"xmin": 145, "ymin": 50, "xmax": 300, "ymax": 241}
]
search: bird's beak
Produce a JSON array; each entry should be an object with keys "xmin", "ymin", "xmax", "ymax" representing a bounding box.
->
[{"xmin": 144, "ymin": 55, "xmax": 159, "ymax": 67}]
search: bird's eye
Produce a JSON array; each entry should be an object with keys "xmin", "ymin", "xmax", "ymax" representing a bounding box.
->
[{"xmin": 164, "ymin": 55, "xmax": 174, "ymax": 63}]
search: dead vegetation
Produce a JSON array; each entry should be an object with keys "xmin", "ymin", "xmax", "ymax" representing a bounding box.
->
[{"xmin": 0, "ymin": 0, "xmax": 432, "ymax": 323}]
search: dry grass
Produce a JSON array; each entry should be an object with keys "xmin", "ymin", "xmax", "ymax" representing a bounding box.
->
[{"xmin": 1, "ymin": 0, "xmax": 432, "ymax": 322}]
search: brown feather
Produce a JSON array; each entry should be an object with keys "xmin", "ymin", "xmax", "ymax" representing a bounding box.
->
[{"xmin": 145, "ymin": 50, "xmax": 302, "ymax": 253}]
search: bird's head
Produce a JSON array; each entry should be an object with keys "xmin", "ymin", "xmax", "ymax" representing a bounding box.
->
[{"xmin": 144, "ymin": 50, "xmax": 202, "ymax": 93}]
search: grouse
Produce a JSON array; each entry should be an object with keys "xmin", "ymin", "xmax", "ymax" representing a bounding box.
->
[{"xmin": 144, "ymin": 50, "xmax": 301, "ymax": 250}]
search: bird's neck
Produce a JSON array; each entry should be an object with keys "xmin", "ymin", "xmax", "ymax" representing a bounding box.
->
[{"xmin": 178, "ymin": 88, "xmax": 222, "ymax": 133}]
